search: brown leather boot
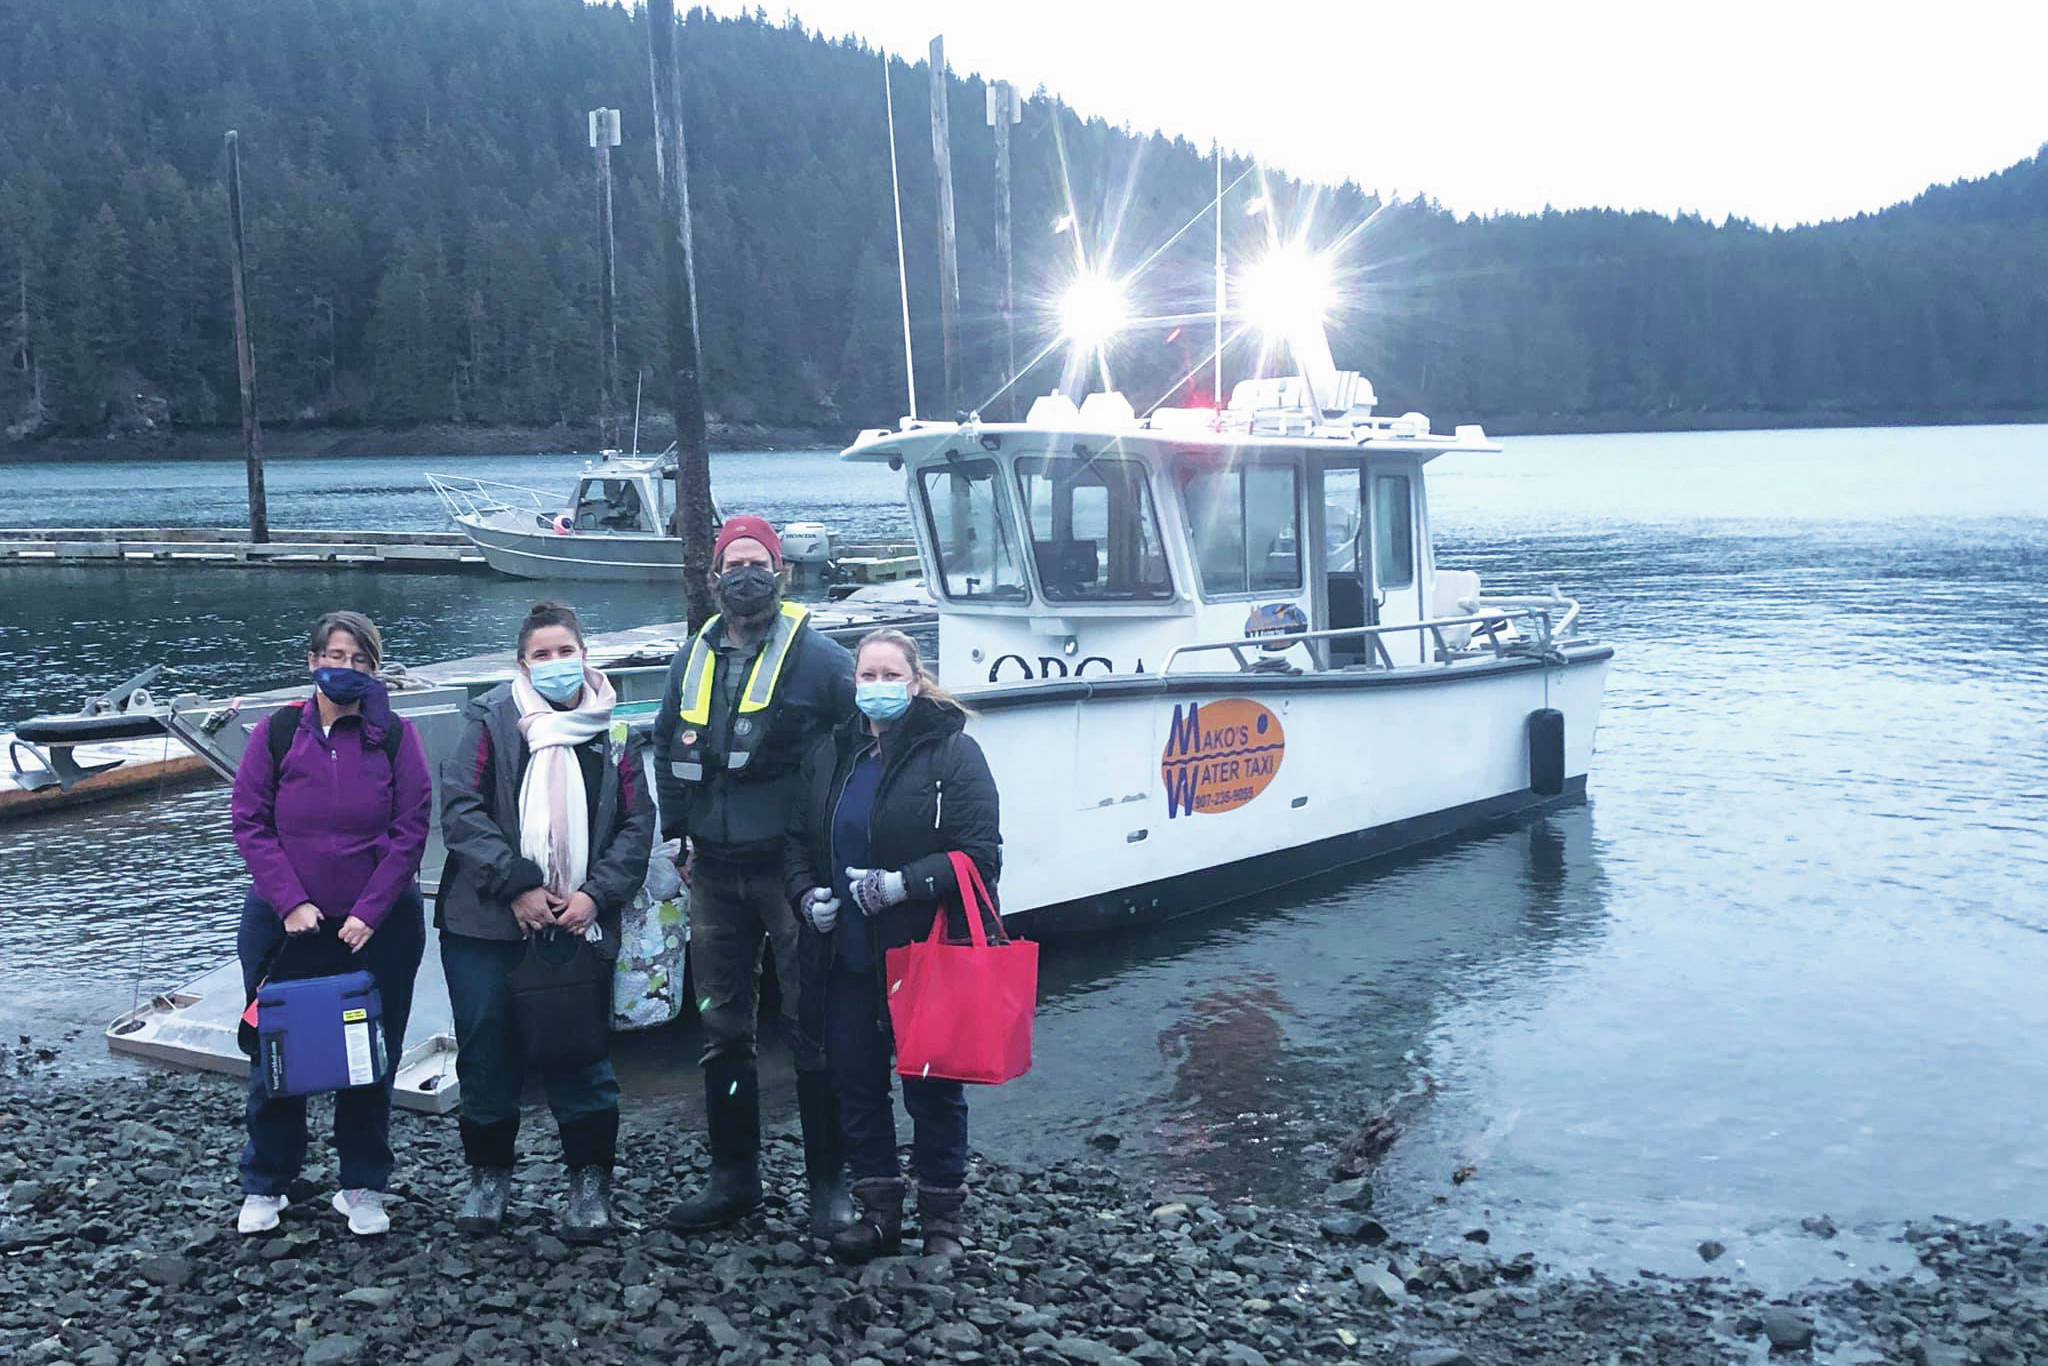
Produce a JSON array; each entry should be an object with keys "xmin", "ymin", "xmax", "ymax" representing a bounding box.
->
[
  {"xmin": 916, "ymin": 1182, "xmax": 967, "ymax": 1260},
  {"xmin": 828, "ymin": 1177, "xmax": 906, "ymax": 1265}
]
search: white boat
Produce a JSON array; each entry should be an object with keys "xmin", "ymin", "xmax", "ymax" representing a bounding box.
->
[
  {"xmin": 426, "ymin": 453, "xmax": 909, "ymax": 589},
  {"xmin": 840, "ymin": 370, "xmax": 1609, "ymax": 934},
  {"xmin": 427, "ymin": 453, "xmax": 698, "ymax": 581}
]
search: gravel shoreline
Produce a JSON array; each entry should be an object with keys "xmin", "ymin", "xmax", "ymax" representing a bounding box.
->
[{"xmin": 2, "ymin": 1063, "xmax": 2042, "ymax": 1365}]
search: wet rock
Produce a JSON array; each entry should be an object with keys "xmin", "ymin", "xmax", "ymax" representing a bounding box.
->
[
  {"xmin": 1087, "ymin": 1131, "xmax": 1121, "ymax": 1151},
  {"xmin": 1353, "ymin": 1261, "xmax": 1408, "ymax": 1306},
  {"xmin": 1408, "ymin": 1351, "xmax": 1477, "ymax": 1366},
  {"xmin": 1462, "ymin": 1227, "xmax": 1490, "ymax": 1244},
  {"xmin": 302, "ymin": 1335, "xmax": 364, "ymax": 1366},
  {"xmin": 1908, "ymin": 1338, "xmax": 1971, "ymax": 1366},
  {"xmin": 1441, "ymin": 1258, "xmax": 1492, "ymax": 1294},
  {"xmin": 1799, "ymin": 1214, "xmax": 1838, "ymax": 1239},
  {"xmin": 135, "ymin": 1254, "xmax": 193, "ymax": 1288},
  {"xmin": 1760, "ymin": 1307, "xmax": 1814, "ymax": 1352},
  {"xmin": 1323, "ymin": 1178, "xmax": 1371, "ymax": 1210},
  {"xmin": 1697, "ymin": 1240, "xmax": 1726, "ymax": 1262},
  {"xmin": 337, "ymin": 1286, "xmax": 396, "ymax": 1310}
]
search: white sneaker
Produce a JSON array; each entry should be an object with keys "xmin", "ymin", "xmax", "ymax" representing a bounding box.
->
[
  {"xmin": 237, "ymin": 1193, "xmax": 289, "ymax": 1235},
  {"xmin": 331, "ymin": 1188, "xmax": 390, "ymax": 1237}
]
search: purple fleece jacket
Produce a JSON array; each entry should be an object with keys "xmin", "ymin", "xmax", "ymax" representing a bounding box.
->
[{"xmin": 229, "ymin": 688, "xmax": 433, "ymax": 928}]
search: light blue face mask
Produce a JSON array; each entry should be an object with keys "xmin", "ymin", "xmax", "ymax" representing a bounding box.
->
[
  {"xmin": 528, "ymin": 656, "xmax": 586, "ymax": 704},
  {"xmin": 855, "ymin": 679, "xmax": 912, "ymax": 722}
]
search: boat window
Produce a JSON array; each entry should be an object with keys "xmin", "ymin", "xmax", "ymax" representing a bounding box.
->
[
  {"xmin": 918, "ymin": 460, "xmax": 1030, "ymax": 602},
  {"xmin": 1373, "ymin": 473, "xmax": 1414, "ymax": 588},
  {"xmin": 1177, "ymin": 462, "xmax": 1302, "ymax": 597},
  {"xmin": 1014, "ymin": 457, "xmax": 1173, "ymax": 602},
  {"xmin": 575, "ymin": 478, "xmax": 652, "ymax": 534}
]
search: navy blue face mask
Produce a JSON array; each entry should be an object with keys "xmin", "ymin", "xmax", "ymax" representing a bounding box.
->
[{"xmin": 312, "ymin": 666, "xmax": 375, "ymax": 705}]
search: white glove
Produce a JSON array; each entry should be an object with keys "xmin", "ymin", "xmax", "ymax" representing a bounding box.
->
[
  {"xmin": 801, "ymin": 886, "xmax": 840, "ymax": 934},
  {"xmin": 846, "ymin": 867, "xmax": 907, "ymax": 918}
]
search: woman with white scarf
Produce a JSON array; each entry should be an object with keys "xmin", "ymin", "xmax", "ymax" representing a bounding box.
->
[{"xmin": 437, "ymin": 601, "xmax": 654, "ymax": 1241}]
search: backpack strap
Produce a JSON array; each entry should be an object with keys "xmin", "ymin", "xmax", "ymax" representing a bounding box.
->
[
  {"xmin": 265, "ymin": 703, "xmax": 307, "ymax": 771},
  {"xmin": 266, "ymin": 701, "xmax": 404, "ymax": 768}
]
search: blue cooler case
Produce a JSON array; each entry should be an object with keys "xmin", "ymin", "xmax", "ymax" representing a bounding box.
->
[{"xmin": 257, "ymin": 971, "xmax": 388, "ymax": 1098}]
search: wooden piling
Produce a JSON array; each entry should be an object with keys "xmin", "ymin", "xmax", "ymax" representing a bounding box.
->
[
  {"xmin": 645, "ymin": 0, "xmax": 715, "ymax": 631},
  {"xmin": 590, "ymin": 108, "xmax": 621, "ymax": 449},
  {"xmin": 988, "ymin": 81, "xmax": 1019, "ymax": 419},
  {"xmin": 928, "ymin": 35, "xmax": 961, "ymax": 419},
  {"xmin": 223, "ymin": 131, "xmax": 268, "ymax": 544}
]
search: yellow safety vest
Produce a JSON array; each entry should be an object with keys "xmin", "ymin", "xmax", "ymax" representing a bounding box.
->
[{"xmin": 669, "ymin": 601, "xmax": 811, "ymax": 781}]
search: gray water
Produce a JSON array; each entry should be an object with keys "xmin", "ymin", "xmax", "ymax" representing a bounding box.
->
[{"xmin": 3, "ymin": 425, "xmax": 2045, "ymax": 1289}]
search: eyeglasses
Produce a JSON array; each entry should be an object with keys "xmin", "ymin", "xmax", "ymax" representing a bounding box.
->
[{"xmin": 316, "ymin": 649, "xmax": 374, "ymax": 670}]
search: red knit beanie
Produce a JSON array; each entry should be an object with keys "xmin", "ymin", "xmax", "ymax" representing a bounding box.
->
[{"xmin": 712, "ymin": 515, "xmax": 782, "ymax": 569}]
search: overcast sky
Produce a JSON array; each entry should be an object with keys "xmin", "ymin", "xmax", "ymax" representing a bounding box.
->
[{"xmin": 699, "ymin": 0, "xmax": 2047, "ymax": 227}]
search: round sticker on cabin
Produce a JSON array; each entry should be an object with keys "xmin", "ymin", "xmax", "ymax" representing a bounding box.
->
[{"xmin": 1160, "ymin": 699, "xmax": 1285, "ymax": 819}]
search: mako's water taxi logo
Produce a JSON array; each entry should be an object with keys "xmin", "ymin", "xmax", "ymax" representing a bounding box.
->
[{"xmin": 1160, "ymin": 699, "xmax": 1285, "ymax": 818}]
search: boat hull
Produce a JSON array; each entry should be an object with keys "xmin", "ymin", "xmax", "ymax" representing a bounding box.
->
[
  {"xmin": 461, "ymin": 514, "xmax": 686, "ymax": 582},
  {"xmin": 965, "ymin": 646, "xmax": 1611, "ymax": 935}
]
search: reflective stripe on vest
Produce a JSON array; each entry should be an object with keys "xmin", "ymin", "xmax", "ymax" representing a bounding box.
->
[{"xmin": 671, "ymin": 601, "xmax": 810, "ymax": 781}]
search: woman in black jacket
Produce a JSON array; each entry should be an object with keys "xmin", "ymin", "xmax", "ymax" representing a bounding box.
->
[
  {"xmin": 785, "ymin": 628, "xmax": 1002, "ymax": 1263},
  {"xmin": 437, "ymin": 601, "xmax": 654, "ymax": 1242}
]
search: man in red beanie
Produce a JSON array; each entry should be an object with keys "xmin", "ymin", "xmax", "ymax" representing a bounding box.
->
[{"xmin": 654, "ymin": 516, "xmax": 856, "ymax": 1239}]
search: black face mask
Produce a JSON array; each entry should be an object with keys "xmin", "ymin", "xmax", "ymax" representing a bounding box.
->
[{"xmin": 715, "ymin": 564, "xmax": 779, "ymax": 619}]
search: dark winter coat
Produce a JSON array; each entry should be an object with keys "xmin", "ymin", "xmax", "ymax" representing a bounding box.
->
[
  {"xmin": 784, "ymin": 696, "xmax": 1003, "ymax": 960},
  {"xmin": 436, "ymin": 684, "xmax": 654, "ymax": 960},
  {"xmin": 652, "ymin": 614, "xmax": 854, "ymax": 863}
]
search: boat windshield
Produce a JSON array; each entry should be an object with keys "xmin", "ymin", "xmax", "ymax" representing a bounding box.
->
[
  {"xmin": 1014, "ymin": 456, "xmax": 1174, "ymax": 602},
  {"xmin": 917, "ymin": 459, "xmax": 1030, "ymax": 602}
]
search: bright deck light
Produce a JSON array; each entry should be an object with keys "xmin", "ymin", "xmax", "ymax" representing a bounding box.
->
[
  {"xmin": 1240, "ymin": 245, "xmax": 1334, "ymax": 335},
  {"xmin": 1058, "ymin": 273, "xmax": 1128, "ymax": 348}
]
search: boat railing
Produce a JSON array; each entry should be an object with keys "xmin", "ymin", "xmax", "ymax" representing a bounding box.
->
[
  {"xmin": 426, "ymin": 473, "xmax": 562, "ymax": 525},
  {"xmin": 1156, "ymin": 592, "xmax": 1580, "ymax": 676}
]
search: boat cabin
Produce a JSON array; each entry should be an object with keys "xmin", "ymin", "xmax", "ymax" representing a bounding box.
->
[
  {"xmin": 844, "ymin": 387, "xmax": 1514, "ymax": 690},
  {"xmin": 568, "ymin": 457, "xmax": 674, "ymax": 536}
]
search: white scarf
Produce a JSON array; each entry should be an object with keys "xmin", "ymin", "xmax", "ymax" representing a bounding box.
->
[{"xmin": 513, "ymin": 666, "xmax": 616, "ymax": 899}]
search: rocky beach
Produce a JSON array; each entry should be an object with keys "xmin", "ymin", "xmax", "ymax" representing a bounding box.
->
[{"xmin": 3, "ymin": 1049, "xmax": 2042, "ymax": 1366}]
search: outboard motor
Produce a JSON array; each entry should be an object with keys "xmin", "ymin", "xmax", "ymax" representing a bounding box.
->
[{"xmin": 780, "ymin": 521, "xmax": 838, "ymax": 591}]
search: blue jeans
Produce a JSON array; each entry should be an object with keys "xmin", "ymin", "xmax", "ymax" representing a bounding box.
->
[
  {"xmin": 824, "ymin": 962, "xmax": 968, "ymax": 1186},
  {"xmin": 441, "ymin": 932, "xmax": 620, "ymax": 1169},
  {"xmin": 237, "ymin": 889, "xmax": 425, "ymax": 1196}
]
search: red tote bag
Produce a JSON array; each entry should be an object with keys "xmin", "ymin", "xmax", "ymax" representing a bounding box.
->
[{"xmin": 885, "ymin": 851, "xmax": 1037, "ymax": 1085}]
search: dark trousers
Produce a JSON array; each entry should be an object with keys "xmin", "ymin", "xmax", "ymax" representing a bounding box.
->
[
  {"xmin": 823, "ymin": 962, "xmax": 968, "ymax": 1187},
  {"xmin": 688, "ymin": 858, "xmax": 824, "ymax": 1071},
  {"xmin": 441, "ymin": 932, "xmax": 620, "ymax": 1170},
  {"xmin": 237, "ymin": 889, "xmax": 425, "ymax": 1196}
]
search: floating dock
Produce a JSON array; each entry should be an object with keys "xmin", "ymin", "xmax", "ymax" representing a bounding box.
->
[{"xmin": 0, "ymin": 527, "xmax": 492, "ymax": 573}]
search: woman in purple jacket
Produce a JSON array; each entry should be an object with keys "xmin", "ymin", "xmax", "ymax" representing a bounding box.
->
[{"xmin": 229, "ymin": 611, "xmax": 432, "ymax": 1238}]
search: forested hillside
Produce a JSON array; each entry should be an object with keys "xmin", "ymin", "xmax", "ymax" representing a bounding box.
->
[{"xmin": 2, "ymin": 0, "xmax": 2044, "ymax": 447}]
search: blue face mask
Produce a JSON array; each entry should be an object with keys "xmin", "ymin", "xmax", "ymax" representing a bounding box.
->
[
  {"xmin": 312, "ymin": 666, "xmax": 375, "ymax": 705},
  {"xmin": 855, "ymin": 679, "xmax": 913, "ymax": 722},
  {"xmin": 528, "ymin": 657, "xmax": 586, "ymax": 704}
]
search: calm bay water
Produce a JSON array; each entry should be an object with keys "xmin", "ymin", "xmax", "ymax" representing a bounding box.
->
[{"xmin": 2, "ymin": 425, "xmax": 2044, "ymax": 1287}]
